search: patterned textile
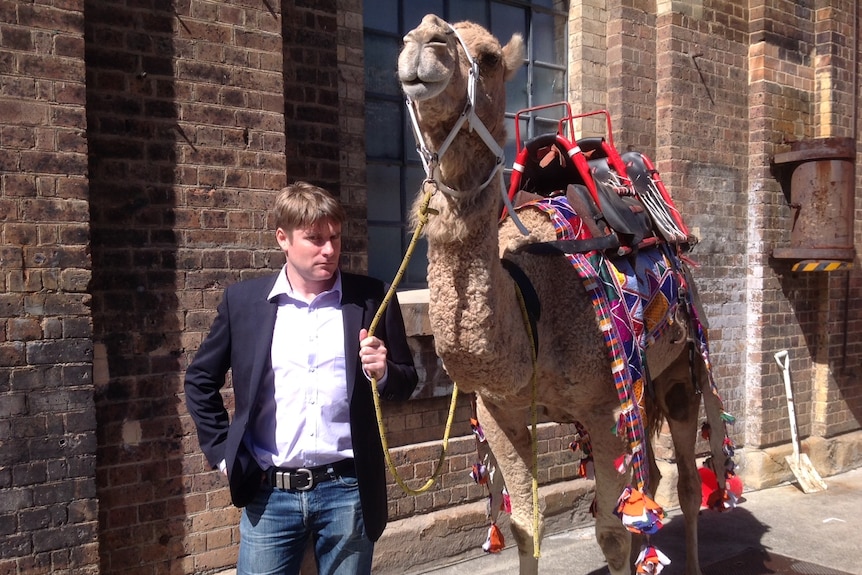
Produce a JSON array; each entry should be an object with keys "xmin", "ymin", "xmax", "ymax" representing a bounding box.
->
[{"xmin": 518, "ymin": 196, "xmax": 694, "ymax": 491}]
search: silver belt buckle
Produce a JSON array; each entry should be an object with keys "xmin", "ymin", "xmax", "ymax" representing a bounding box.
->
[{"xmin": 293, "ymin": 468, "xmax": 314, "ymax": 491}]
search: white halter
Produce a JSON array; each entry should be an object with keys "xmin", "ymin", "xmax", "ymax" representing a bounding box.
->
[{"xmin": 404, "ymin": 21, "xmax": 528, "ymax": 235}]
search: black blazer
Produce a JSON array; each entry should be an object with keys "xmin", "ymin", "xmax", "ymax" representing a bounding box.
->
[{"xmin": 184, "ymin": 271, "xmax": 418, "ymax": 542}]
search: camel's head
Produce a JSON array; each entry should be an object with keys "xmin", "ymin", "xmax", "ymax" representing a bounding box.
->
[{"xmin": 398, "ymin": 14, "xmax": 524, "ymax": 127}]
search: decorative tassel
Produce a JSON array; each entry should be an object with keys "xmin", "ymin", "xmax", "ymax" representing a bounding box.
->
[
  {"xmin": 699, "ymin": 466, "xmax": 742, "ymax": 511},
  {"xmin": 577, "ymin": 457, "xmax": 595, "ymax": 480},
  {"xmin": 470, "ymin": 417, "xmax": 486, "ymax": 442},
  {"xmin": 614, "ymin": 453, "xmax": 633, "ymax": 474},
  {"xmin": 500, "ymin": 487, "xmax": 511, "ymax": 513},
  {"xmin": 614, "ymin": 486, "xmax": 665, "ymax": 534},
  {"xmin": 613, "ymin": 412, "xmax": 627, "ymax": 437},
  {"xmin": 635, "ymin": 545, "xmax": 671, "ymax": 574},
  {"xmin": 720, "ymin": 410, "xmax": 736, "ymax": 424},
  {"xmin": 482, "ymin": 523, "xmax": 505, "ymax": 553},
  {"xmin": 470, "ymin": 462, "xmax": 488, "ymax": 485},
  {"xmin": 723, "ymin": 436, "xmax": 735, "ymax": 457}
]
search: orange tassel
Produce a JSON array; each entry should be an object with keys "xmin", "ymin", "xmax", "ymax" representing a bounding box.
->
[{"xmin": 482, "ymin": 523, "xmax": 505, "ymax": 553}]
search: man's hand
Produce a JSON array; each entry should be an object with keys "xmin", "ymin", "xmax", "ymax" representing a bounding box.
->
[{"xmin": 359, "ymin": 328, "xmax": 388, "ymax": 380}]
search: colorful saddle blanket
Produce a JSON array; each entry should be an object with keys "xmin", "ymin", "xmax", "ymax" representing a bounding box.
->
[{"xmin": 516, "ymin": 195, "xmax": 716, "ymax": 491}]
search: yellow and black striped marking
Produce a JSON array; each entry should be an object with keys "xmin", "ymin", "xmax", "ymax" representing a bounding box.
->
[{"xmin": 791, "ymin": 260, "xmax": 853, "ymax": 272}]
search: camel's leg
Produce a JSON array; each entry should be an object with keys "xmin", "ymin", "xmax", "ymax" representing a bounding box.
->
[
  {"xmin": 655, "ymin": 358, "xmax": 704, "ymax": 575},
  {"xmin": 476, "ymin": 437, "xmax": 506, "ymax": 527},
  {"xmin": 582, "ymin": 413, "xmax": 632, "ymax": 575},
  {"xmin": 475, "ymin": 396, "xmax": 541, "ymax": 575},
  {"xmin": 700, "ymin": 362, "xmax": 729, "ymax": 493}
]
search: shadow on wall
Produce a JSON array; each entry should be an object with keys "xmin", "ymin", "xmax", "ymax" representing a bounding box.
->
[
  {"xmin": 85, "ymin": 3, "xmax": 189, "ymax": 572},
  {"xmin": 779, "ymin": 265, "xmax": 862, "ymax": 438}
]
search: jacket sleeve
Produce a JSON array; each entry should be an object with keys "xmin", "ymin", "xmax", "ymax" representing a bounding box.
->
[
  {"xmin": 378, "ymin": 290, "xmax": 419, "ymax": 401},
  {"xmin": 183, "ymin": 291, "xmax": 232, "ymax": 469}
]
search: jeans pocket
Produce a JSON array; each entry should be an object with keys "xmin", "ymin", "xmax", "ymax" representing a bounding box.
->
[{"xmin": 334, "ymin": 474, "xmax": 359, "ymax": 488}]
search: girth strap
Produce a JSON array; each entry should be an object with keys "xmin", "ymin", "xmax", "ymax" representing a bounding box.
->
[{"xmin": 501, "ymin": 258, "xmax": 541, "ymax": 355}]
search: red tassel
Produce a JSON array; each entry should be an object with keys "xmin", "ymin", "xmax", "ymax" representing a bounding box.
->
[{"xmin": 482, "ymin": 523, "xmax": 505, "ymax": 553}]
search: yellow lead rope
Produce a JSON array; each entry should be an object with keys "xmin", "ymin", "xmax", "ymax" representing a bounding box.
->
[{"xmin": 367, "ymin": 183, "xmax": 460, "ymax": 496}]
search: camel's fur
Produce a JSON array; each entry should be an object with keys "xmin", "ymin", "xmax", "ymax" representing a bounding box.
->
[{"xmin": 398, "ymin": 14, "xmax": 727, "ymax": 575}]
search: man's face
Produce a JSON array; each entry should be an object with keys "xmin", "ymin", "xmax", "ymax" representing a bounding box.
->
[{"xmin": 277, "ymin": 219, "xmax": 342, "ymax": 288}]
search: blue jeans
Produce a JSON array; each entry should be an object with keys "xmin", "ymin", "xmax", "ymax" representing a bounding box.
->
[{"xmin": 237, "ymin": 474, "xmax": 373, "ymax": 575}]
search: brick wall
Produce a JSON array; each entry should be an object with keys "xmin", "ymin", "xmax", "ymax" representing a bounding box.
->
[
  {"xmin": 746, "ymin": 0, "xmax": 862, "ymax": 447},
  {"xmin": 85, "ymin": 0, "xmax": 286, "ymax": 572},
  {"xmin": 653, "ymin": 3, "xmax": 751, "ymax": 446},
  {"xmin": 0, "ymin": 1, "xmax": 98, "ymax": 574}
]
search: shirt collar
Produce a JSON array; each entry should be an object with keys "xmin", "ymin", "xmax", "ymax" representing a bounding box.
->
[{"xmin": 267, "ymin": 265, "xmax": 342, "ymax": 304}]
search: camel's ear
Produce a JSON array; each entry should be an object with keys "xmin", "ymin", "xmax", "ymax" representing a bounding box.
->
[{"xmin": 502, "ymin": 34, "xmax": 525, "ymax": 81}]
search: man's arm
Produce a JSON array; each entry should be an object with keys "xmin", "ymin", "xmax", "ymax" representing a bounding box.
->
[
  {"xmin": 184, "ymin": 293, "xmax": 233, "ymax": 468},
  {"xmin": 377, "ymin": 290, "xmax": 418, "ymax": 401}
]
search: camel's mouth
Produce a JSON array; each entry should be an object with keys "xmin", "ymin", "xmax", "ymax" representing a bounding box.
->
[{"xmin": 400, "ymin": 78, "xmax": 447, "ymax": 101}]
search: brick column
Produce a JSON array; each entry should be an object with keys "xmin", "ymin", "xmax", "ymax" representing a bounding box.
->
[
  {"xmin": 607, "ymin": 0, "xmax": 657, "ymax": 154},
  {"xmin": 569, "ymin": 0, "xmax": 609, "ymax": 136},
  {"xmin": 86, "ymin": 0, "xmax": 285, "ymax": 572},
  {"xmin": 654, "ymin": 0, "xmax": 750, "ymax": 441},
  {"xmin": 811, "ymin": 1, "xmax": 861, "ymax": 437},
  {"xmin": 0, "ymin": 1, "xmax": 98, "ymax": 573}
]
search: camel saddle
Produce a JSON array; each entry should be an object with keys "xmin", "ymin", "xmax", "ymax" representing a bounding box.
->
[{"xmin": 507, "ymin": 132, "xmax": 692, "ymax": 256}]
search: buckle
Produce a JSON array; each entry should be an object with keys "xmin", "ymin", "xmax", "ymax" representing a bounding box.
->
[{"xmin": 292, "ymin": 468, "xmax": 314, "ymax": 491}]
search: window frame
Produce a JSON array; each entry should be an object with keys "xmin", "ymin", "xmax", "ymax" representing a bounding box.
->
[{"xmin": 363, "ymin": 0, "xmax": 569, "ymax": 288}]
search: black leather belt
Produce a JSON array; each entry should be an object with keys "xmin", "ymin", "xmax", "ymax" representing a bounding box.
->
[{"xmin": 265, "ymin": 459, "xmax": 355, "ymax": 491}]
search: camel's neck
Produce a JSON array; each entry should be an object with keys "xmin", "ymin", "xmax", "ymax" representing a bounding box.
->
[{"xmin": 423, "ymin": 181, "xmax": 532, "ymax": 397}]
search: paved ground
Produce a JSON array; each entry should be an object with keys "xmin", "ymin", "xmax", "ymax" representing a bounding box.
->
[{"xmin": 414, "ymin": 466, "xmax": 862, "ymax": 575}]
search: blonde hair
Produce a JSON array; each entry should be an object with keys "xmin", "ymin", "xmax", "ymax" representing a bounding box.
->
[{"xmin": 273, "ymin": 181, "xmax": 346, "ymax": 232}]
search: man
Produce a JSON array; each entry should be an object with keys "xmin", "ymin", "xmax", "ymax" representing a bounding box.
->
[{"xmin": 184, "ymin": 181, "xmax": 418, "ymax": 574}]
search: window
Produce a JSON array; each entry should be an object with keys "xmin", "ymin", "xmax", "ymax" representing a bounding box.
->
[{"xmin": 364, "ymin": 0, "xmax": 569, "ymax": 287}]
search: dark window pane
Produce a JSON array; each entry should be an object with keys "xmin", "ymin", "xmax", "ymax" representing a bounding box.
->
[
  {"xmin": 365, "ymin": 34, "xmax": 401, "ymax": 96},
  {"xmin": 504, "ymin": 116, "xmax": 518, "ymax": 160},
  {"xmin": 405, "ymin": 165, "xmax": 426, "ymax": 209},
  {"xmin": 535, "ymin": 117, "xmax": 560, "ymax": 136},
  {"xmin": 404, "ymin": 234, "xmax": 428, "ymax": 286},
  {"xmin": 366, "ymin": 100, "xmax": 402, "ymax": 159},
  {"xmin": 533, "ymin": 11, "xmax": 566, "ymax": 63},
  {"xmin": 491, "ymin": 3, "xmax": 525, "ymax": 49},
  {"xmin": 533, "ymin": 65, "xmax": 565, "ymax": 105},
  {"xmin": 506, "ymin": 64, "xmax": 528, "ymax": 112},
  {"xmin": 403, "ymin": 109, "xmax": 422, "ymax": 165},
  {"xmin": 367, "ymin": 164, "xmax": 402, "ymax": 222},
  {"xmin": 531, "ymin": 0, "xmax": 556, "ymax": 9},
  {"xmin": 364, "ymin": 0, "xmax": 398, "ymax": 32},
  {"xmin": 405, "ymin": 1, "xmax": 444, "ymax": 31},
  {"xmin": 451, "ymin": 0, "xmax": 487, "ymax": 25},
  {"xmin": 368, "ymin": 226, "xmax": 404, "ymax": 282}
]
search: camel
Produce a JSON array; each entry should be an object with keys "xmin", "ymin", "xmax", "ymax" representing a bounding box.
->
[{"xmin": 397, "ymin": 14, "xmax": 731, "ymax": 575}]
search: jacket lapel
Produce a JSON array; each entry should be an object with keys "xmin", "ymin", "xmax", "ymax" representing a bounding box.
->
[
  {"xmin": 341, "ymin": 274, "xmax": 364, "ymax": 400},
  {"xmin": 246, "ymin": 274, "xmax": 279, "ymax": 409}
]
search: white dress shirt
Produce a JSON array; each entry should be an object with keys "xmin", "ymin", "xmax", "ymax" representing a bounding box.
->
[{"xmin": 247, "ymin": 267, "xmax": 353, "ymax": 470}]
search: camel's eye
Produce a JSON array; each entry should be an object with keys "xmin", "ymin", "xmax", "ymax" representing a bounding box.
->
[{"xmin": 478, "ymin": 51, "xmax": 501, "ymax": 70}]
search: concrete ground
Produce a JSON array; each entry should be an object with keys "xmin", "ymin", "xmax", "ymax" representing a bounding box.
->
[{"xmin": 413, "ymin": 466, "xmax": 862, "ymax": 575}]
